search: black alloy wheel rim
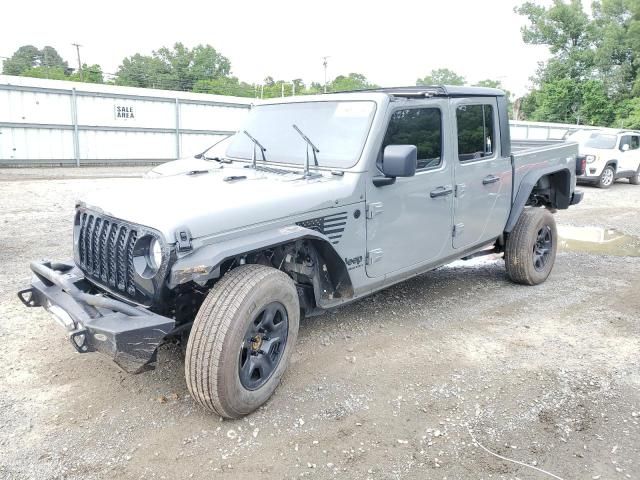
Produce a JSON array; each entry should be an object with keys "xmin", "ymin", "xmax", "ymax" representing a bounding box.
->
[
  {"xmin": 533, "ymin": 225, "xmax": 553, "ymax": 271},
  {"xmin": 238, "ymin": 302, "xmax": 289, "ymax": 390}
]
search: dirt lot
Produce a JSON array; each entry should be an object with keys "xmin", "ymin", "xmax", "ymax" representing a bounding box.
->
[{"xmin": 0, "ymin": 167, "xmax": 638, "ymax": 480}]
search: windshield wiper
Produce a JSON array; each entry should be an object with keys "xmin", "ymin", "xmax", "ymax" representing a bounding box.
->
[
  {"xmin": 292, "ymin": 124, "xmax": 320, "ymax": 178},
  {"xmin": 194, "ymin": 134, "xmax": 232, "ymax": 162},
  {"xmin": 243, "ymin": 130, "xmax": 267, "ymax": 169}
]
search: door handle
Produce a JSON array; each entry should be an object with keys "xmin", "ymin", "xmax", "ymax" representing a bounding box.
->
[
  {"xmin": 482, "ymin": 175, "xmax": 501, "ymax": 185},
  {"xmin": 430, "ymin": 186, "xmax": 453, "ymax": 198}
]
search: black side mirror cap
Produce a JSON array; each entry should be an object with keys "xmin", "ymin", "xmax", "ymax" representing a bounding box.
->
[{"xmin": 372, "ymin": 176, "xmax": 397, "ymax": 187}]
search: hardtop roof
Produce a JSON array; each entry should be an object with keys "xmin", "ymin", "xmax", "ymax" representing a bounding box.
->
[{"xmin": 339, "ymin": 85, "xmax": 506, "ymax": 98}]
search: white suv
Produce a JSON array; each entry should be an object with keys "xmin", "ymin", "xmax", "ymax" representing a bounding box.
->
[{"xmin": 574, "ymin": 130, "xmax": 640, "ymax": 188}]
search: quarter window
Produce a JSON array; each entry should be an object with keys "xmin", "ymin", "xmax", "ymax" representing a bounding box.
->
[
  {"xmin": 381, "ymin": 108, "xmax": 442, "ymax": 170},
  {"xmin": 620, "ymin": 135, "xmax": 640, "ymax": 150},
  {"xmin": 456, "ymin": 104, "xmax": 495, "ymax": 162}
]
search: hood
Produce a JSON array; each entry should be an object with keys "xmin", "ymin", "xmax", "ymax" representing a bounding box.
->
[
  {"xmin": 579, "ymin": 146, "xmax": 613, "ymax": 161},
  {"xmin": 79, "ymin": 162, "xmax": 361, "ymax": 241},
  {"xmin": 145, "ymin": 157, "xmax": 219, "ymax": 177}
]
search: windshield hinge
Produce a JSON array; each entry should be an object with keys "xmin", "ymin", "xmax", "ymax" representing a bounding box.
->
[
  {"xmin": 175, "ymin": 228, "xmax": 193, "ymax": 252},
  {"xmin": 366, "ymin": 202, "xmax": 384, "ymax": 219}
]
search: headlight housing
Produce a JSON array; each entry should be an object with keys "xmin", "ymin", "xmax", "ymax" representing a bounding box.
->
[
  {"xmin": 585, "ymin": 154, "xmax": 597, "ymax": 163},
  {"xmin": 149, "ymin": 238, "xmax": 162, "ymax": 270},
  {"xmin": 133, "ymin": 235, "xmax": 164, "ymax": 278}
]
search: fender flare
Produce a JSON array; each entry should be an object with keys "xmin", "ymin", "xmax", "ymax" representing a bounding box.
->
[
  {"xmin": 167, "ymin": 225, "xmax": 353, "ymax": 301},
  {"xmin": 605, "ymin": 160, "xmax": 618, "ymax": 171},
  {"xmin": 505, "ymin": 165, "xmax": 572, "ymax": 233}
]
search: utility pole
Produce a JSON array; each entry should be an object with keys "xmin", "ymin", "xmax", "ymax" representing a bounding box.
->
[
  {"xmin": 322, "ymin": 56, "xmax": 330, "ymax": 93},
  {"xmin": 72, "ymin": 43, "xmax": 83, "ymax": 81}
]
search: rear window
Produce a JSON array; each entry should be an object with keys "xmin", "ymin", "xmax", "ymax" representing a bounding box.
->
[{"xmin": 584, "ymin": 133, "xmax": 617, "ymax": 149}]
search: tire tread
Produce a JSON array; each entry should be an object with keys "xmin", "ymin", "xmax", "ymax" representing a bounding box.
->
[
  {"xmin": 185, "ymin": 264, "xmax": 292, "ymax": 418},
  {"xmin": 505, "ymin": 208, "xmax": 556, "ymax": 286}
]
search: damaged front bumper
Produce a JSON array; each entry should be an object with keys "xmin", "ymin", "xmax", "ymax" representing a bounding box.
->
[{"xmin": 18, "ymin": 260, "xmax": 175, "ymax": 373}]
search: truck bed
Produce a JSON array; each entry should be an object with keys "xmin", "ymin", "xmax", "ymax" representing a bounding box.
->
[{"xmin": 510, "ymin": 139, "xmax": 580, "ymax": 202}]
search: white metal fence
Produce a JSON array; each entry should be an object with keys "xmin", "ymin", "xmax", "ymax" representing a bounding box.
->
[
  {"xmin": 509, "ymin": 120, "xmax": 599, "ymax": 141},
  {"xmin": 1, "ymin": 76, "xmax": 603, "ymax": 168},
  {"xmin": 0, "ymin": 75, "xmax": 253, "ymax": 167}
]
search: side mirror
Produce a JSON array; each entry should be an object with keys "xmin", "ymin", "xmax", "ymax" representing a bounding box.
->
[
  {"xmin": 621, "ymin": 143, "xmax": 630, "ymax": 152},
  {"xmin": 374, "ymin": 145, "xmax": 417, "ymax": 187}
]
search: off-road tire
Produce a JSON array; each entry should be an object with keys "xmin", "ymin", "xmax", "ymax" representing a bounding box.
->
[
  {"xmin": 598, "ymin": 165, "xmax": 615, "ymax": 188},
  {"xmin": 629, "ymin": 166, "xmax": 640, "ymax": 185},
  {"xmin": 185, "ymin": 264, "xmax": 300, "ymax": 418},
  {"xmin": 505, "ymin": 208, "xmax": 557, "ymax": 286}
]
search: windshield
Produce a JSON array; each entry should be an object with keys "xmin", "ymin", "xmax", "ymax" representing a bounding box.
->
[
  {"xmin": 584, "ymin": 133, "xmax": 618, "ymax": 149},
  {"xmin": 226, "ymin": 101, "xmax": 376, "ymax": 168}
]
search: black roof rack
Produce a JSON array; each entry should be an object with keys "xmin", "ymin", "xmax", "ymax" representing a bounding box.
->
[{"xmin": 333, "ymin": 85, "xmax": 506, "ymax": 98}]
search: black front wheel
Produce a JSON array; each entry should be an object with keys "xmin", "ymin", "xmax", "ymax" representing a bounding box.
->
[
  {"xmin": 505, "ymin": 208, "xmax": 558, "ymax": 285},
  {"xmin": 185, "ymin": 265, "xmax": 300, "ymax": 418}
]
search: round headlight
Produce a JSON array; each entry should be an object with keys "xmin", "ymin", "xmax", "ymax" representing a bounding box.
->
[
  {"xmin": 133, "ymin": 235, "xmax": 164, "ymax": 279},
  {"xmin": 149, "ymin": 237, "xmax": 163, "ymax": 270}
]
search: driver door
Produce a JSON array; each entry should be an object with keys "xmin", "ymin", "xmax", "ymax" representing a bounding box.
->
[{"xmin": 365, "ymin": 100, "xmax": 454, "ymax": 278}]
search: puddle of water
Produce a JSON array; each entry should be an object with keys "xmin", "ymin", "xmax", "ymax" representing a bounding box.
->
[{"xmin": 558, "ymin": 225, "xmax": 640, "ymax": 257}]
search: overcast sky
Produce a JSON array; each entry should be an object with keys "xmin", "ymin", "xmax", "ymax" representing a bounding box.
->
[{"xmin": 2, "ymin": 0, "xmax": 550, "ymax": 96}]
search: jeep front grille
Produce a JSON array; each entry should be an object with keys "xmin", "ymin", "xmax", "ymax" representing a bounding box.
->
[{"xmin": 77, "ymin": 211, "xmax": 138, "ymax": 297}]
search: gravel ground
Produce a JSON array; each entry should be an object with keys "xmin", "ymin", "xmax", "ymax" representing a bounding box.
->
[{"xmin": 0, "ymin": 168, "xmax": 638, "ymax": 480}]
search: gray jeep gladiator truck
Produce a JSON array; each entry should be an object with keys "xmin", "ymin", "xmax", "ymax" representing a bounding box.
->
[{"xmin": 19, "ymin": 86, "xmax": 583, "ymax": 418}]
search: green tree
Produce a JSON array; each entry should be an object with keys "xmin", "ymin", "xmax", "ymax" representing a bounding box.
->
[
  {"xmin": 115, "ymin": 54, "xmax": 168, "ymax": 88},
  {"xmin": 515, "ymin": 0, "xmax": 637, "ymax": 126},
  {"xmin": 40, "ymin": 46, "xmax": 69, "ymax": 70},
  {"xmin": 416, "ymin": 68, "xmax": 465, "ymax": 86},
  {"xmin": 20, "ymin": 66, "xmax": 69, "ymax": 80},
  {"xmin": 2, "ymin": 45, "xmax": 69, "ymax": 76},
  {"xmin": 474, "ymin": 79, "xmax": 502, "ymax": 89},
  {"xmin": 193, "ymin": 77, "xmax": 255, "ymax": 97},
  {"xmin": 329, "ymin": 73, "xmax": 377, "ymax": 91},
  {"xmin": 115, "ymin": 43, "xmax": 231, "ymax": 91},
  {"xmin": 593, "ymin": 0, "xmax": 640, "ymax": 96},
  {"xmin": 578, "ymin": 79, "xmax": 615, "ymax": 125},
  {"xmin": 70, "ymin": 64, "xmax": 104, "ymax": 84},
  {"xmin": 516, "ymin": 0, "xmax": 595, "ymax": 81},
  {"xmin": 615, "ymin": 97, "xmax": 640, "ymax": 128}
]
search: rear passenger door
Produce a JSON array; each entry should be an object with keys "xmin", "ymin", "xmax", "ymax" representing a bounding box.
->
[{"xmin": 451, "ymin": 98, "xmax": 512, "ymax": 250}]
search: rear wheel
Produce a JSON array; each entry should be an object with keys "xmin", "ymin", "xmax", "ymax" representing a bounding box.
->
[
  {"xmin": 629, "ymin": 166, "xmax": 640, "ymax": 185},
  {"xmin": 185, "ymin": 264, "xmax": 300, "ymax": 418},
  {"xmin": 505, "ymin": 208, "xmax": 558, "ymax": 286},
  {"xmin": 598, "ymin": 165, "xmax": 615, "ymax": 188}
]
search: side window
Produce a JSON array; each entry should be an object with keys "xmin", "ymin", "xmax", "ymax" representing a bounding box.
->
[
  {"xmin": 631, "ymin": 136, "xmax": 640, "ymax": 150},
  {"xmin": 620, "ymin": 135, "xmax": 631, "ymax": 150},
  {"xmin": 456, "ymin": 104, "xmax": 495, "ymax": 162},
  {"xmin": 381, "ymin": 108, "xmax": 442, "ymax": 170}
]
